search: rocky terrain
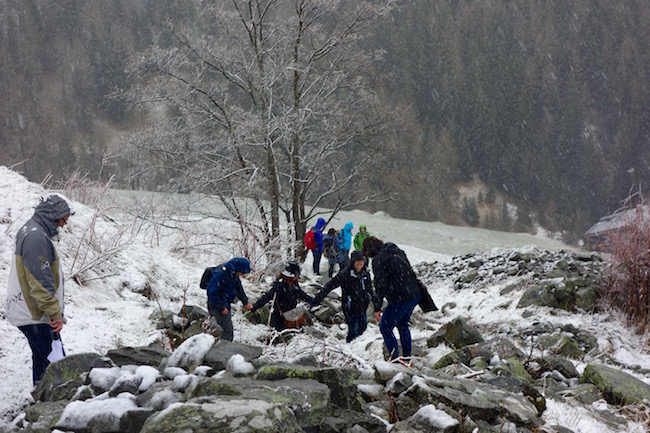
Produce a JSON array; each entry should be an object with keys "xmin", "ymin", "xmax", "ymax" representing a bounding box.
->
[{"xmin": 9, "ymin": 249, "xmax": 650, "ymax": 432}]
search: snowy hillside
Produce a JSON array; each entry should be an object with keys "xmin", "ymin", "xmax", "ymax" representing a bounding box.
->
[{"xmin": 1, "ymin": 166, "xmax": 650, "ymax": 432}]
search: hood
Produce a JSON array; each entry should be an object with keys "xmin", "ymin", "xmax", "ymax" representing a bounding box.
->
[
  {"xmin": 343, "ymin": 222, "xmax": 354, "ymax": 231},
  {"xmin": 33, "ymin": 194, "xmax": 73, "ymax": 238},
  {"xmin": 381, "ymin": 242, "xmax": 402, "ymax": 255},
  {"xmin": 359, "ymin": 224, "xmax": 366, "ymax": 230},
  {"xmin": 314, "ymin": 218, "xmax": 327, "ymax": 231},
  {"xmin": 35, "ymin": 194, "xmax": 73, "ymax": 222},
  {"xmin": 224, "ymin": 257, "xmax": 251, "ymax": 274}
]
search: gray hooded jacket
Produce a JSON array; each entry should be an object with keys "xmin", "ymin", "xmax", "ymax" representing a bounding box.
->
[{"xmin": 6, "ymin": 194, "xmax": 71, "ymax": 327}]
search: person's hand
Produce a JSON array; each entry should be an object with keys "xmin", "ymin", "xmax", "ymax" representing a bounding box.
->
[
  {"xmin": 374, "ymin": 311, "xmax": 382, "ymax": 323},
  {"xmin": 50, "ymin": 318, "xmax": 64, "ymax": 333},
  {"xmin": 244, "ymin": 303, "xmax": 254, "ymax": 311},
  {"xmin": 221, "ymin": 308, "xmax": 229, "ymax": 315}
]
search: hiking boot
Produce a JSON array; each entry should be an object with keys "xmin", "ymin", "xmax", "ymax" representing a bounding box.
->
[{"xmin": 397, "ymin": 357, "xmax": 413, "ymax": 368}]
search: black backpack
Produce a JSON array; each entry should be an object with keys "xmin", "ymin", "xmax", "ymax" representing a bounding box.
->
[{"xmin": 199, "ymin": 266, "xmax": 218, "ymax": 290}]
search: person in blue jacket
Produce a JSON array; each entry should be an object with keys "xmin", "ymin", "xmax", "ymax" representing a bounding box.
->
[
  {"xmin": 309, "ymin": 217, "xmax": 327, "ymax": 276},
  {"xmin": 207, "ymin": 257, "xmax": 253, "ymax": 341},
  {"xmin": 339, "ymin": 221, "xmax": 354, "ymax": 267}
]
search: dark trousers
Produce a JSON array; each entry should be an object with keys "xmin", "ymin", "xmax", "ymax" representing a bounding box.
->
[
  {"xmin": 270, "ymin": 309, "xmax": 286, "ymax": 332},
  {"xmin": 312, "ymin": 250, "xmax": 322, "ymax": 275},
  {"xmin": 19, "ymin": 323, "xmax": 64, "ymax": 384},
  {"xmin": 208, "ymin": 303, "xmax": 234, "ymax": 341},
  {"xmin": 379, "ymin": 294, "xmax": 421, "ymax": 360},
  {"xmin": 340, "ymin": 249, "xmax": 350, "ymax": 268},
  {"xmin": 328, "ymin": 261, "xmax": 341, "ymax": 278},
  {"xmin": 345, "ymin": 312, "xmax": 368, "ymax": 342}
]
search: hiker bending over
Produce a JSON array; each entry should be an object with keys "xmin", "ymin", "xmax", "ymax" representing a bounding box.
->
[
  {"xmin": 252, "ymin": 260, "xmax": 313, "ymax": 331},
  {"xmin": 207, "ymin": 257, "xmax": 253, "ymax": 341},
  {"xmin": 362, "ymin": 236, "xmax": 422, "ymax": 365}
]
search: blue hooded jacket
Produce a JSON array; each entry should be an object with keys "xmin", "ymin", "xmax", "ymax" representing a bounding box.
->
[
  {"xmin": 207, "ymin": 258, "xmax": 251, "ymax": 311},
  {"xmin": 313, "ymin": 218, "xmax": 327, "ymax": 253},
  {"xmin": 339, "ymin": 222, "xmax": 354, "ymax": 251}
]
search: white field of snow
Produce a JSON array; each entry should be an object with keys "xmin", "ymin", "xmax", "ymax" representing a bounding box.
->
[{"xmin": 1, "ymin": 165, "xmax": 649, "ymax": 432}]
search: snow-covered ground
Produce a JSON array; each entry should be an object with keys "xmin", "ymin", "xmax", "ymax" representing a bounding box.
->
[{"xmin": 1, "ymin": 165, "xmax": 649, "ymax": 432}]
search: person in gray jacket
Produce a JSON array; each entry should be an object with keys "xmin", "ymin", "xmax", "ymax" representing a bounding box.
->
[{"xmin": 6, "ymin": 194, "xmax": 73, "ymax": 384}]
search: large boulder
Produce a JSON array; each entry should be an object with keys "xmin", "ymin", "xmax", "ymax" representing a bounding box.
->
[
  {"xmin": 22, "ymin": 400, "xmax": 68, "ymax": 433},
  {"xmin": 256, "ymin": 363, "xmax": 363, "ymax": 411},
  {"xmin": 404, "ymin": 375, "xmax": 540, "ymax": 429},
  {"xmin": 203, "ymin": 340, "xmax": 264, "ymax": 371},
  {"xmin": 55, "ymin": 397, "xmax": 154, "ymax": 433},
  {"xmin": 427, "ymin": 317, "xmax": 484, "ymax": 350},
  {"xmin": 105, "ymin": 346, "xmax": 171, "ymax": 367},
  {"xmin": 139, "ymin": 399, "xmax": 304, "ymax": 433},
  {"xmin": 319, "ymin": 409, "xmax": 386, "ymax": 433},
  {"xmin": 580, "ymin": 364, "xmax": 650, "ymax": 405},
  {"xmin": 534, "ymin": 355, "xmax": 579, "ymax": 379},
  {"xmin": 164, "ymin": 333, "xmax": 215, "ymax": 371},
  {"xmin": 192, "ymin": 376, "xmax": 332, "ymax": 429},
  {"xmin": 517, "ymin": 281, "xmax": 575, "ymax": 311},
  {"xmin": 32, "ymin": 353, "xmax": 113, "ymax": 402},
  {"xmin": 181, "ymin": 304, "xmax": 209, "ymax": 323}
]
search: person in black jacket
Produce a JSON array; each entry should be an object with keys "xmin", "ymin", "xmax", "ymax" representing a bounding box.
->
[
  {"xmin": 362, "ymin": 236, "xmax": 422, "ymax": 364},
  {"xmin": 313, "ymin": 250, "xmax": 382, "ymax": 342},
  {"xmin": 252, "ymin": 260, "xmax": 314, "ymax": 331}
]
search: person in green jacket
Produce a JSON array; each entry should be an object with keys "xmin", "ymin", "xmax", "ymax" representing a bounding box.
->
[{"xmin": 353, "ymin": 224, "xmax": 370, "ymax": 252}]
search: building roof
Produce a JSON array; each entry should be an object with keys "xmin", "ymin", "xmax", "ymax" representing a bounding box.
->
[{"xmin": 584, "ymin": 205, "xmax": 650, "ymax": 238}]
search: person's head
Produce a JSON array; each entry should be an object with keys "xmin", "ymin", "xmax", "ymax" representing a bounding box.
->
[
  {"xmin": 359, "ymin": 225, "xmax": 366, "ymax": 233},
  {"xmin": 361, "ymin": 236, "xmax": 384, "ymax": 258},
  {"xmin": 314, "ymin": 217, "xmax": 327, "ymax": 231},
  {"xmin": 327, "ymin": 228, "xmax": 336, "ymax": 236},
  {"xmin": 34, "ymin": 194, "xmax": 74, "ymax": 235},
  {"xmin": 351, "ymin": 250, "xmax": 365, "ymax": 272},
  {"xmin": 280, "ymin": 259, "xmax": 301, "ymax": 284},
  {"xmin": 228, "ymin": 257, "xmax": 251, "ymax": 277}
]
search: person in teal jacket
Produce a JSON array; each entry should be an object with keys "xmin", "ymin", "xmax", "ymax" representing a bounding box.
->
[{"xmin": 339, "ymin": 222, "xmax": 354, "ymax": 267}]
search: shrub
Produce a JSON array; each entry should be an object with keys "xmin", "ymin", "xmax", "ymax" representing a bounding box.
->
[{"xmin": 604, "ymin": 203, "xmax": 650, "ymax": 333}]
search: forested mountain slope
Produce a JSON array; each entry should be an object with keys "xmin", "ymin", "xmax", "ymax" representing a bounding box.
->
[{"xmin": 1, "ymin": 0, "xmax": 647, "ymax": 239}]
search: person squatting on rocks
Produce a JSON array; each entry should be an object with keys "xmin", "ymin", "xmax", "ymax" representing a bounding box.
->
[
  {"xmin": 206, "ymin": 258, "xmax": 254, "ymax": 341},
  {"xmin": 362, "ymin": 236, "xmax": 422, "ymax": 364},
  {"xmin": 252, "ymin": 260, "xmax": 314, "ymax": 331},
  {"xmin": 353, "ymin": 224, "xmax": 370, "ymax": 252},
  {"xmin": 6, "ymin": 194, "xmax": 73, "ymax": 384},
  {"xmin": 323, "ymin": 228, "xmax": 346, "ymax": 278},
  {"xmin": 313, "ymin": 250, "xmax": 381, "ymax": 342},
  {"xmin": 339, "ymin": 221, "xmax": 354, "ymax": 267},
  {"xmin": 304, "ymin": 217, "xmax": 327, "ymax": 276}
]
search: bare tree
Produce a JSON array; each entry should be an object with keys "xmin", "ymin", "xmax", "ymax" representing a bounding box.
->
[{"xmin": 120, "ymin": 0, "xmax": 394, "ymax": 261}]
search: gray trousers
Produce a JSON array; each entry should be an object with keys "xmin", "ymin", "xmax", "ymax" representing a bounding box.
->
[{"xmin": 208, "ymin": 304, "xmax": 234, "ymax": 341}]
